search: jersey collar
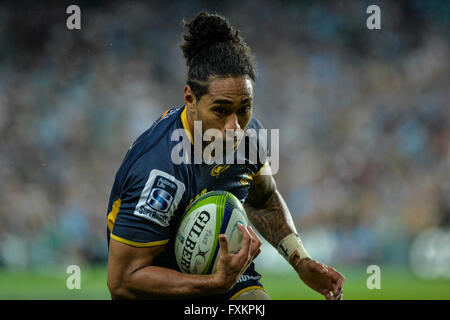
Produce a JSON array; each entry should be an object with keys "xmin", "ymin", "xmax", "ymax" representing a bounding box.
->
[{"xmin": 180, "ymin": 106, "xmax": 193, "ymax": 144}]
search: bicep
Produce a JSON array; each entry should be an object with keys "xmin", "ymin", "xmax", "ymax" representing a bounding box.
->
[
  {"xmin": 108, "ymin": 162, "xmax": 185, "ymax": 279},
  {"xmin": 244, "ymin": 165, "xmax": 298, "ymax": 246},
  {"xmin": 246, "ymin": 166, "xmax": 277, "ymax": 208}
]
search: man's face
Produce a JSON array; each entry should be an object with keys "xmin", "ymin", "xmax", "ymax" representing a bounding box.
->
[{"xmin": 193, "ymin": 75, "xmax": 254, "ymax": 148}]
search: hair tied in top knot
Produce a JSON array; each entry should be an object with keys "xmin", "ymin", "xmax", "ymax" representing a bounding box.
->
[
  {"xmin": 181, "ymin": 12, "xmax": 240, "ymax": 64},
  {"xmin": 179, "ymin": 11, "xmax": 256, "ymax": 99}
]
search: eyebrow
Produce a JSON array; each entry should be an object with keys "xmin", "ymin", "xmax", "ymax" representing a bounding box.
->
[{"xmin": 211, "ymin": 98, "xmax": 253, "ymax": 105}]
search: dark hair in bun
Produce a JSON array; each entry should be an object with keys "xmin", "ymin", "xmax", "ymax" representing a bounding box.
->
[{"xmin": 180, "ymin": 12, "xmax": 256, "ymax": 99}]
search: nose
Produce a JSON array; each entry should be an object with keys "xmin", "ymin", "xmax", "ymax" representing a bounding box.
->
[{"xmin": 224, "ymin": 113, "xmax": 240, "ymax": 132}]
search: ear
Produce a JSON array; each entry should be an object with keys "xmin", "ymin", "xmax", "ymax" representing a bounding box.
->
[{"xmin": 184, "ymin": 85, "xmax": 197, "ymax": 113}]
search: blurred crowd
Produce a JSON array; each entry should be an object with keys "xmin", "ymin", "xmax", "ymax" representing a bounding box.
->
[{"xmin": 0, "ymin": 0, "xmax": 448, "ymax": 270}]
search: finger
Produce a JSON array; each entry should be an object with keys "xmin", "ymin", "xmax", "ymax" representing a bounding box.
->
[
  {"xmin": 247, "ymin": 225, "xmax": 262, "ymax": 255},
  {"xmin": 332, "ymin": 282, "xmax": 340, "ymax": 296},
  {"xmin": 330, "ymin": 275, "xmax": 342, "ymax": 294},
  {"xmin": 328, "ymin": 267, "xmax": 342, "ymax": 282},
  {"xmin": 329, "ymin": 266, "xmax": 345, "ymax": 280},
  {"xmin": 253, "ymin": 248, "xmax": 262, "ymax": 260},
  {"xmin": 334, "ymin": 289, "xmax": 343, "ymax": 300},
  {"xmin": 328, "ymin": 290, "xmax": 341, "ymax": 301},
  {"xmin": 246, "ymin": 225, "xmax": 255, "ymax": 238},
  {"xmin": 237, "ymin": 223, "xmax": 252, "ymax": 259},
  {"xmin": 330, "ymin": 291, "xmax": 342, "ymax": 301},
  {"xmin": 334, "ymin": 275, "xmax": 344, "ymax": 295},
  {"xmin": 247, "ymin": 225, "xmax": 260, "ymax": 243},
  {"xmin": 328, "ymin": 268, "xmax": 344, "ymax": 295},
  {"xmin": 321, "ymin": 289, "xmax": 333, "ymax": 300},
  {"xmin": 311, "ymin": 261, "xmax": 328, "ymax": 274},
  {"xmin": 218, "ymin": 234, "xmax": 229, "ymax": 255}
]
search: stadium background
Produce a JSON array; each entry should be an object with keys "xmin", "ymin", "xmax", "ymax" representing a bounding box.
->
[{"xmin": 0, "ymin": 0, "xmax": 448, "ymax": 299}]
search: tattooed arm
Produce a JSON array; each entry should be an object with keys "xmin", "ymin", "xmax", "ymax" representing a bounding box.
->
[
  {"xmin": 244, "ymin": 164, "xmax": 345, "ymax": 300},
  {"xmin": 244, "ymin": 167, "xmax": 297, "ymax": 247}
]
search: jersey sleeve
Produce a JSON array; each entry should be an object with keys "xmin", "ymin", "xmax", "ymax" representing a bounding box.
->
[{"xmin": 108, "ymin": 149, "xmax": 186, "ymax": 247}]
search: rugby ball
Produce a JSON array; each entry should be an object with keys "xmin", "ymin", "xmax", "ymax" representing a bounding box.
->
[{"xmin": 175, "ymin": 190, "xmax": 248, "ymax": 274}]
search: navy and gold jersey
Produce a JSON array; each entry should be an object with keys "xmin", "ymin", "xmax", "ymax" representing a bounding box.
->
[{"xmin": 106, "ymin": 105, "xmax": 268, "ymax": 299}]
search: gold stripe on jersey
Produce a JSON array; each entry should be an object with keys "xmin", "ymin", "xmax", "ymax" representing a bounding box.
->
[
  {"xmin": 110, "ymin": 234, "xmax": 169, "ymax": 247},
  {"xmin": 229, "ymin": 285, "xmax": 267, "ymax": 300}
]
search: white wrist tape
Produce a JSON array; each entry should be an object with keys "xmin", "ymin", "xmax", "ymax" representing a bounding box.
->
[{"xmin": 277, "ymin": 233, "xmax": 311, "ymax": 267}]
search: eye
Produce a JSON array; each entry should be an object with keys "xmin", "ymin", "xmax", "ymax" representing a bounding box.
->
[
  {"xmin": 213, "ymin": 107, "xmax": 227, "ymax": 116},
  {"xmin": 237, "ymin": 106, "xmax": 251, "ymax": 115}
]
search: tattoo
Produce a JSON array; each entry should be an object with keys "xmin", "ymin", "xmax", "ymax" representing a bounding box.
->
[{"xmin": 244, "ymin": 174, "xmax": 297, "ymax": 247}]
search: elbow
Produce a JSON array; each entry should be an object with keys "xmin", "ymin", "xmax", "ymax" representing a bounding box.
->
[{"xmin": 107, "ymin": 278, "xmax": 135, "ymax": 300}]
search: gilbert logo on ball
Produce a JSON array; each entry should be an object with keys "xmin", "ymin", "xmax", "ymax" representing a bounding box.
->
[{"xmin": 175, "ymin": 190, "xmax": 248, "ymax": 274}]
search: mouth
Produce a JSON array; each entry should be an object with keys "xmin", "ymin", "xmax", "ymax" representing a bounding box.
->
[
  {"xmin": 225, "ymin": 129, "xmax": 244, "ymax": 143},
  {"xmin": 224, "ymin": 136, "xmax": 238, "ymax": 144},
  {"xmin": 223, "ymin": 137, "xmax": 241, "ymax": 154}
]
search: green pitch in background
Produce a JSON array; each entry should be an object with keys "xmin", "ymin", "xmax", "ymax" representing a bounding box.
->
[{"xmin": 1, "ymin": 266, "xmax": 448, "ymax": 300}]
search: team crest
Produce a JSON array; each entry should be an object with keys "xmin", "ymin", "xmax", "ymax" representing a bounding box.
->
[{"xmin": 210, "ymin": 164, "xmax": 230, "ymax": 178}]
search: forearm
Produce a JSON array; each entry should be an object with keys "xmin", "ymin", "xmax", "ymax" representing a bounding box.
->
[
  {"xmin": 244, "ymin": 189, "xmax": 297, "ymax": 248},
  {"xmin": 244, "ymin": 175, "xmax": 345, "ymax": 300},
  {"xmin": 110, "ymin": 265, "xmax": 224, "ymax": 299},
  {"xmin": 107, "ymin": 239, "xmax": 229, "ymax": 300}
]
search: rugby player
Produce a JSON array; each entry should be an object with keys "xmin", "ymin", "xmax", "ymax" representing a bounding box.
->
[{"xmin": 106, "ymin": 12, "xmax": 345, "ymax": 300}]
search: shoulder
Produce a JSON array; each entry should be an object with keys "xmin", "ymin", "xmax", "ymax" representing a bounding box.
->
[
  {"xmin": 246, "ymin": 116, "xmax": 266, "ymax": 131},
  {"xmin": 243, "ymin": 116, "xmax": 269, "ymax": 174},
  {"xmin": 129, "ymin": 107, "xmax": 183, "ymax": 156},
  {"xmin": 112, "ymin": 107, "xmax": 189, "ymax": 193},
  {"xmin": 244, "ymin": 116, "xmax": 268, "ymax": 152},
  {"xmin": 124, "ymin": 107, "xmax": 184, "ymax": 176},
  {"xmin": 111, "ymin": 107, "xmax": 189, "ymax": 227}
]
